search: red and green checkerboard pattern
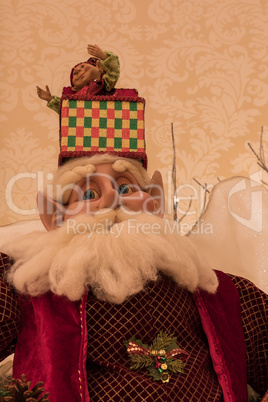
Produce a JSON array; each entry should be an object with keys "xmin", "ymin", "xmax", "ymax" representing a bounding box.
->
[{"xmin": 60, "ymin": 99, "xmax": 145, "ymax": 154}]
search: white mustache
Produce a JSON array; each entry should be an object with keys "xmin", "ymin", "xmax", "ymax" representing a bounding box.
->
[
  {"xmin": 2, "ymin": 210, "xmax": 218, "ymax": 303},
  {"xmin": 64, "ymin": 207, "xmax": 154, "ymax": 240}
]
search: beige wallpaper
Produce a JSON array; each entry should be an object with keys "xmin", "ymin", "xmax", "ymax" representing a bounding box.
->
[{"xmin": 1, "ymin": 0, "xmax": 268, "ymax": 227}]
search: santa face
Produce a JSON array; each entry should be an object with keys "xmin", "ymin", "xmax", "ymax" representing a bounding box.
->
[
  {"xmin": 4, "ymin": 163, "xmax": 218, "ymax": 302},
  {"xmin": 63, "ymin": 163, "xmax": 160, "ymax": 219},
  {"xmin": 5, "ymin": 159, "xmax": 216, "ymax": 301}
]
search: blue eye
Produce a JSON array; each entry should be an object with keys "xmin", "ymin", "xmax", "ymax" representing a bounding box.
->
[
  {"xmin": 117, "ymin": 184, "xmax": 133, "ymax": 195},
  {"xmin": 83, "ymin": 189, "xmax": 99, "ymax": 200}
]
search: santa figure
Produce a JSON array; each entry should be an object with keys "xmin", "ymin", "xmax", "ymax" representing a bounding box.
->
[{"xmin": 0, "ymin": 89, "xmax": 267, "ymax": 401}]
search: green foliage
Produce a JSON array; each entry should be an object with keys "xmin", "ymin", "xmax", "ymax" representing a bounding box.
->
[
  {"xmin": 147, "ymin": 367, "xmax": 162, "ymax": 382},
  {"xmin": 0, "ymin": 389, "xmax": 11, "ymax": 396},
  {"xmin": 151, "ymin": 330, "xmax": 176, "ymax": 352},
  {"xmin": 125, "ymin": 331, "xmax": 188, "ymax": 383},
  {"xmin": 128, "ymin": 354, "xmax": 154, "ymax": 370},
  {"xmin": 166, "ymin": 359, "xmax": 184, "ymax": 374}
]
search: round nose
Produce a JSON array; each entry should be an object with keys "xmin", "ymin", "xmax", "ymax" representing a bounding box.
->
[{"xmin": 99, "ymin": 188, "xmax": 120, "ymax": 210}]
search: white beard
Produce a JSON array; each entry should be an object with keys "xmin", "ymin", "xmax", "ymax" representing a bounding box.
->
[{"xmin": 2, "ymin": 210, "xmax": 218, "ymax": 303}]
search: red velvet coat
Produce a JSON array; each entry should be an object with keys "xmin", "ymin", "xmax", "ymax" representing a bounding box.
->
[{"xmin": 1, "ymin": 253, "xmax": 267, "ymax": 401}]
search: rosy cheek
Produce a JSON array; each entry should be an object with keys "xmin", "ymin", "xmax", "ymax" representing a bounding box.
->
[
  {"xmin": 64, "ymin": 201, "xmax": 98, "ymax": 217},
  {"xmin": 64, "ymin": 202, "xmax": 84, "ymax": 218},
  {"xmin": 121, "ymin": 192, "xmax": 156, "ymax": 213}
]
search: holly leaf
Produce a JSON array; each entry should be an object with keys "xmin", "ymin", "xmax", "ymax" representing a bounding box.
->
[
  {"xmin": 147, "ymin": 366, "xmax": 162, "ymax": 381},
  {"xmin": 124, "ymin": 336, "xmax": 149, "ymax": 350}
]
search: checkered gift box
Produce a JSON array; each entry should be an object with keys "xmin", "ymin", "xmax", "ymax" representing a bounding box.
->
[{"xmin": 59, "ymin": 93, "xmax": 147, "ymax": 167}]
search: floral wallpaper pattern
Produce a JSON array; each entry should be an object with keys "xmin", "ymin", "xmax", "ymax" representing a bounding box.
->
[{"xmin": 0, "ymin": 0, "xmax": 268, "ymax": 225}]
